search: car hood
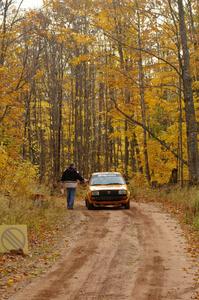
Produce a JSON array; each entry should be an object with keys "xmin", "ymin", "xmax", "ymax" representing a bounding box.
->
[{"xmin": 89, "ymin": 184, "xmax": 127, "ymax": 191}]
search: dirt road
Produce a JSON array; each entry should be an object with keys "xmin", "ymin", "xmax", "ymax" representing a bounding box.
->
[{"xmin": 10, "ymin": 202, "xmax": 196, "ymax": 300}]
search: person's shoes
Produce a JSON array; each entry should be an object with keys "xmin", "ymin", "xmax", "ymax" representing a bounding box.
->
[{"xmin": 67, "ymin": 207, "xmax": 73, "ymax": 210}]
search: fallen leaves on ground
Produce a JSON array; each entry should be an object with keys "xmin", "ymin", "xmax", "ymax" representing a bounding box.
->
[{"xmin": 0, "ymin": 198, "xmax": 82, "ymax": 300}]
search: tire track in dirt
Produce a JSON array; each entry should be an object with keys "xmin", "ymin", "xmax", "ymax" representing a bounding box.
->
[
  {"xmin": 125, "ymin": 207, "xmax": 165, "ymax": 300},
  {"xmin": 73, "ymin": 211, "xmax": 139, "ymax": 300},
  {"xmin": 9, "ymin": 202, "xmax": 196, "ymax": 300},
  {"xmin": 128, "ymin": 203, "xmax": 196, "ymax": 300}
]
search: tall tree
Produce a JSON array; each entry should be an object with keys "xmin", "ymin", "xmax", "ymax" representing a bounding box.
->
[{"xmin": 178, "ymin": 0, "xmax": 199, "ymax": 183}]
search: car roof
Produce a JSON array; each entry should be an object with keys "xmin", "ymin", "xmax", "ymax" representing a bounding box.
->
[{"xmin": 91, "ymin": 172, "xmax": 122, "ymax": 176}]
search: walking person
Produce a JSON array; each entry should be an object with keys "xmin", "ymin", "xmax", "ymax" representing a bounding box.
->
[{"xmin": 61, "ymin": 163, "xmax": 86, "ymax": 209}]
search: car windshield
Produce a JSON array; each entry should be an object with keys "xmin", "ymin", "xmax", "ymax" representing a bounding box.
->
[{"xmin": 90, "ymin": 174, "xmax": 125, "ymax": 186}]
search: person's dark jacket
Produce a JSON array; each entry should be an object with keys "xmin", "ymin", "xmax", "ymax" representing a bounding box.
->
[{"xmin": 61, "ymin": 167, "xmax": 84, "ymax": 182}]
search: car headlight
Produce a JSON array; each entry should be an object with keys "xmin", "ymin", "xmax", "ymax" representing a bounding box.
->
[
  {"xmin": 91, "ymin": 191, "xmax": 99, "ymax": 196},
  {"xmin": 118, "ymin": 190, "xmax": 127, "ymax": 195}
]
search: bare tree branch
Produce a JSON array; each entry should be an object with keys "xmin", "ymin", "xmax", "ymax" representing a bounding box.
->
[
  {"xmin": 0, "ymin": 105, "xmax": 11, "ymax": 123},
  {"xmin": 111, "ymin": 97, "xmax": 187, "ymax": 166},
  {"xmin": 93, "ymin": 22, "xmax": 182, "ymax": 77}
]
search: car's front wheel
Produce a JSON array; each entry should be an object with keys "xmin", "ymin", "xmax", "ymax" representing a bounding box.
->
[
  {"xmin": 86, "ymin": 199, "xmax": 94, "ymax": 210},
  {"xmin": 124, "ymin": 201, "xmax": 130, "ymax": 209}
]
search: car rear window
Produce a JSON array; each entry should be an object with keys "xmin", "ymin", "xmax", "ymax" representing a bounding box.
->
[{"xmin": 90, "ymin": 174, "xmax": 125, "ymax": 185}]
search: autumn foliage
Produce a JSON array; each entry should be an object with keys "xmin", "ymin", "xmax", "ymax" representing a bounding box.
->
[{"xmin": 0, "ymin": 0, "xmax": 199, "ymax": 189}]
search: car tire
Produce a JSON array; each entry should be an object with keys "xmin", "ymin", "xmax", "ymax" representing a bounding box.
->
[
  {"xmin": 124, "ymin": 201, "xmax": 130, "ymax": 209},
  {"xmin": 86, "ymin": 200, "xmax": 94, "ymax": 210}
]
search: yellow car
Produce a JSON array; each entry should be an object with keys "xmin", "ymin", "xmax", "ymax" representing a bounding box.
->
[{"xmin": 85, "ymin": 172, "xmax": 130, "ymax": 209}]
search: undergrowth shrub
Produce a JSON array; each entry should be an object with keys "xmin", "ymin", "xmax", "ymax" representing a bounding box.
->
[
  {"xmin": 0, "ymin": 146, "xmax": 38, "ymax": 200},
  {"xmin": 0, "ymin": 146, "xmax": 68, "ymax": 236},
  {"xmin": 0, "ymin": 193, "xmax": 66, "ymax": 236}
]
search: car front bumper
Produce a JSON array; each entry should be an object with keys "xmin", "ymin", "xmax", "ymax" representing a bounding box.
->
[{"xmin": 89, "ymin": 196, "xmax": 129, "ymax": 206}]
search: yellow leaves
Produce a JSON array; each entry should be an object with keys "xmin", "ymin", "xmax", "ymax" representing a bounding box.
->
[
  {"xmin": 7, "ymin": 278, "xmax": 14, "ymax": 286},
  {"xmin": 95, "ymin": 10, "xmax": 114, "ymax": 31},
  {"xmin": 15, "ymin": 46, "xmax": 25, "ymax": 55},
  {"xmin": 26, "ymin": 39, "xmax": 34, "ymax": 47},
  {"xmin": 12, "ymin": 162, "xmax": 38, "ymax": 197},
  {"xmin": 34, "ymin": 69, "xmax": 44, "ymax": 80},
  {"xmin": 130, "ymin": 172, "xmax": 148, "ymax": 188},
  {"xmin": 0, "ymin": 147, "xmax": 38, "ymax": 198},
  {"xmin": 71, "ymin": 33, "xmax": 95, "ymax": 45},
  {"xmin": 161, "ymin": 123, "xmax": 185, "ymax": 145},
  {"xmin": 0, "ymin": 66, "xmax": 9, "ymax": 75},
  {"xmin": 70, "ymin": 54, "xmax": 91, "ymax": 66},
  {"xmin": 193, "ymin": 81, "xmax": 199, "ymax": 90},
  {"xmin": 62, "ymin": 83, "xmax": 70, "ymax": 93},
  {"xmin": 56, "ymin": 33, "xmax": 67, "ymax": 43},
  {"xmin": 147, "ymin": 140, "xmax": 174, "ymax": 184},
  {"xmin": 109, "ymin": 131, "xmax": 122, "ymax": 139},
  {"xmin": 0, "ymin": 147, "xmax": 9, "ymax": 171}
]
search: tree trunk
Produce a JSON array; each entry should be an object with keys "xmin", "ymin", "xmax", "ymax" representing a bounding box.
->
[
  {"xmin": 178, "ymin": 0, "xmax": 199, "ymax": 184},
  {"xmin": 137, "ymin": 5, "xmax": 151, "ymax": 184}
]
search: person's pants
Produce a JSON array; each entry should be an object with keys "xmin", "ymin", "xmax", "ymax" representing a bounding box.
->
[{"xmin": 66, "ymin": 188, "xmax": 76, "ymax": 208}]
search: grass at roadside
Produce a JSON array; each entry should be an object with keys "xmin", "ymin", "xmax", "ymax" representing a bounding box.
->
[
  {"xmin": 0, "ymin": 185, "xmax": 87, "ymax": 299},
  {"xmin": 0, "ymin": 185, "xmax": 87, "ymax": 238},
  {"xmin": 0, "ymin": 193, "xmax": 65, "ymax": 241}
]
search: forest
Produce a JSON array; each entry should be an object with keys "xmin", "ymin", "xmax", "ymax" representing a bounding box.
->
[
  {"xmin": 1, "ymin": 1, "xmax": 199, "ymax": 298},
  {"xmin": 0, "ymin": 0, "xmax": 199, "ymax": 192}
]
